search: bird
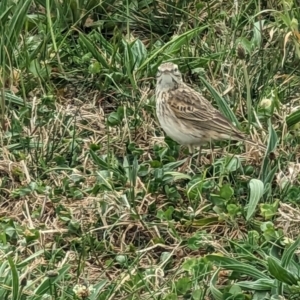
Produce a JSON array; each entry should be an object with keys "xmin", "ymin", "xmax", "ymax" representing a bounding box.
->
[{"xmin": 155, "ymin": 62, "xmax": 264, "ymax": 165}]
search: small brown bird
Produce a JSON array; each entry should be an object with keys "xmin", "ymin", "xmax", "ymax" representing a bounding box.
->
[{"xmin": 155, "ymin": 62, "xmax": 264, "ymax": 162}]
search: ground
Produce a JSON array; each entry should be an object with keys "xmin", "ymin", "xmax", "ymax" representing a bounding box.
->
[{"xmin": 1, "ymin": 1, "xmax": 300, "ymax": 299}]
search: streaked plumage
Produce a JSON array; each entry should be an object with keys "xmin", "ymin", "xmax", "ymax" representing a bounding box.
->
[{"xmin": 155, "ymin": 62, "xmax": 263, "ymax": 154}]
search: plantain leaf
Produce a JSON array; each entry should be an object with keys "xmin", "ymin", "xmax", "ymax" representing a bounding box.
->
[
  {"xmin": 209, "ymin": 269, "xmax": 223, "ymax": 300},
  {"xmin": 281, "ymin": 237, "xmax": 300, "ymax": 268},
  {"xmin": 238, "ymin": 278, "xmax": 275, "ymax": 291},
  {"xmin": 260, "ymin": 119, "xmax": 278, "ymax": 184},
  {"xmin": 267, "ymin": 256, "xmax": 299, "ymax": 286},
  {"xmin": 286, "ymin": 109, "xmax": 300, "ymax": 128},
  {"xmin": 199, "ymin": 76, "xmax": 241, "ymax": 128},
  {"xmin": 79, "ymin": 33, "xmax": 110, "ymax": 68},
  {"xmin": 246, "ymin": 179, "xmax": 264, "ymax": 221},
  {"xmin": 206, "ymin": 255, "xmax": 269, "ymax": 279}
]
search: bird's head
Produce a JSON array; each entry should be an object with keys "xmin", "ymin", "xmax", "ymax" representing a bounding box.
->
[{"xmin": 156, "ymin": 62, "xmax": 182, "ymax": 91}]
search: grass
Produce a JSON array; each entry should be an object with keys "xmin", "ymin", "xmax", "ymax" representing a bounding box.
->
[{"xmin": 1, "ymin": 0, "xmax": 300, "ymax": 299}]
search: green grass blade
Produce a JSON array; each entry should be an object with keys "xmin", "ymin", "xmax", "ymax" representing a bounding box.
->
[
  {"xmin": 8, "ymin": 257, "xmax": 19, "ymax": 300},
  {"xmin": 136, "ymin": 25, "xmax": 209, "ymax": 73},
  {"xmin": 6, "ymin": 0, "xmax": 33, "ymax": 47},
  {"xmin": 0, "ymin": 5, "xmax": 14, "ymax": 24}
]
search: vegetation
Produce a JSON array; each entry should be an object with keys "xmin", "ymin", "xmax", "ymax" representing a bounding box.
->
[{"xmin": 1, "ymin": 0, "xmax": 300, "ymax": 299}]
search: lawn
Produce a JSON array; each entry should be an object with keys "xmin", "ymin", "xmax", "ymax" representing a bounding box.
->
[{"xmin": 1, "ymin": 0, "xmax": 300, "ymax": 299}]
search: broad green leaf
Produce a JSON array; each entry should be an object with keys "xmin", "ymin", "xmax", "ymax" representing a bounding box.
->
[
  {"xmin": 163, "ymin": 171, "xmax": 191, "ymax": 181},
  {"xmin": 260, "ymin": 119, "xmax": 278, "ymax": 183},
  {"xmin": 263, "ymin": 167, "xmax": 278, "ymax": 190},
  {"xmin": 190, "ymin": 217, "xmax": 220, "ymax": 226},
  {"xmin": 225, "ymin": 156, "xmax": 242, "ymax": 172},
  {"xmin": 4, "ymin": 92, "xmax": 29, "ymax": 107},
  {"xmin": 90, "ymin": 279, "xmax": 108, "ymax": 300},
  {"xmin": 238, "ymin": 278, "xmax": 276, "ymax": 291},
  {"xmin": 266, "ymin": 118, "xmax": 278, "ymax": 153},
  {"xmin": 107, "ymin": 111, "xmax": 122, "ymax": 126},
  {"xmin": 260, "ymin": 201, "xmax": 279, "ymax": 220},
  {"xmin": 282, "ymin": 237, "xmax": 300, "ymax": 268},
  {"xmin": 130, "ymin": 38, "xmax": 147, "ymax": 69},
  {"xmin": 79, "ymin": 33, "xmax": 110, "ymax": 68},
  {"xmin": 69, "ymin": 0, "xmax": 80, "ymax": 23},
  {"xmin": 267, "ymin": 256, "xmax": 298, "ymax": 285},
  {"xmin": 206, "ymin": 255, "xmax": 269, "ymax": 279},
  {"xmin": 236, "ymin": 37, "xmax": 253, "ymax": 54},
  {"xmin": 220, "ymin": 184, "xmax": 234, "ymax": 200},
  {"xmin": 277, "ymin": 236, "xmax": 300, "ymax": 297},
  {"xmin": 209, "ymin": 269, "xmax": 223, "ymax": 300},
  {"xmin": 89, "ymin": 150, "xmax": 108, "ymax": 169},
  {"xmin": 199, "ymin": 76, "xmax": 240, "ymax": 127},
  {"xmin": 163, "ymin": 159, "xmax": 188, "ymax": 170},
  {"xmin": 286, "ymin": 109, "xmax": 300, "ymax": 128},
  {"xmin": 252, "ymin": 20, "xmax": 265, "ymax": 47},
  {"xmin": 246, "ymin": 179, "xmax": 264, "ymax": 221},
  {"xmin": 175, "ymin": 277, "xmax": 191, "ymax": 295}
]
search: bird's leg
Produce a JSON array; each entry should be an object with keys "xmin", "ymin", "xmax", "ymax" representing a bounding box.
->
[
  {"xmin": 209, "ymin": 142, "xmax": 214, "ymax": 164},
  {"xmin": 188, "ymin": 145, "xmax": 194, "ymax": 168}
]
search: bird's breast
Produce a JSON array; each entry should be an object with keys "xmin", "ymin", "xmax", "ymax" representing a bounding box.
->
[{"xmin": 156, "ymin": 101, "xmax": 195, "ymax": 145}]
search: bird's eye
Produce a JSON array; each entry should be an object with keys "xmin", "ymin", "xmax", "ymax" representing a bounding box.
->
[{"xmin": 173, "ymin": 68, "xmax": 178, "ymax": 73}]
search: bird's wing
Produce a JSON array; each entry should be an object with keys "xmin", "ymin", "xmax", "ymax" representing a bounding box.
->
[{"xmin": 168, "ymin": 84, "xmax": 245, "ymax": 140}]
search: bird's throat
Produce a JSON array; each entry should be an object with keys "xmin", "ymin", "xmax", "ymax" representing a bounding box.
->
[{"xmin": 157, "ymin": 74, "xmax": 178, "ymax": 91}]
